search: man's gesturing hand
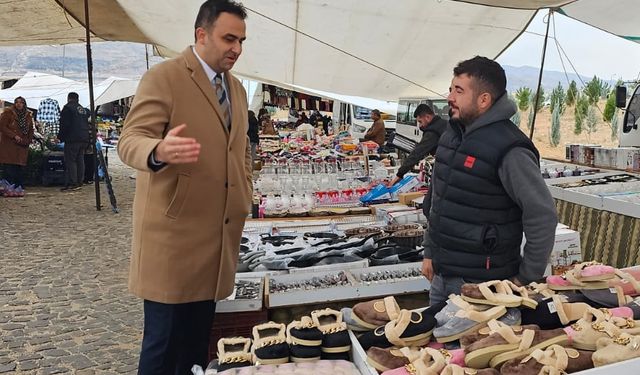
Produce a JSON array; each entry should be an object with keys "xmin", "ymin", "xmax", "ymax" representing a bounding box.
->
[{"xmin": 154, "ymin": 124, "xmax": 201, "ymax": 164}]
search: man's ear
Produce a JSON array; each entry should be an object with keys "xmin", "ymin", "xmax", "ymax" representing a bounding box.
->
[{"xmin": 478, "ymin": 92, "xmax": 492, "ymax": 111}]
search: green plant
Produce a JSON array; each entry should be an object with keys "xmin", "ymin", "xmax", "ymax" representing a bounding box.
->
[
  {"xmin": 566, "ymin": 80, "xmax": 578, "ymax": 107},
  {"xmin": 574, "ymin": 93, "xmax": 589, "ymax": 135},
  {"xmin": 549, "ymin": 82, "xmax": 566, "ymax": 115},
  {"xmin": 611, "ymin": 109, "xmax": 619, "ymax": 141},
  {"xmin": 514, "ymin": 87, "xmax": 532, "ymax": 112},
  {"xmin": 603, "ymin": 88, "xmax": 617, "ymax": 123},
  {"xmin": 583, "ymin": 76, "xmax": 609, "ymax": 105},
  {"xmin": 550, "ymin": 99, "xmax": 561, "ymax": 147},
  {"xmin": 531, "ymin": 87, "xmax": 545, "ymax": 113},
  {"xmin": 585, "ymin": 105, "xmax": 599, "ymax": 141}
]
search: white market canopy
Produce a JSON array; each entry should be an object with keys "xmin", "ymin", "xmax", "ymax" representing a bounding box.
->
[
  {"xmin": 0, "ymin": 72, "xmax": 138, "ymax": 108},
  {"xmin": 0, "ymin": 1, "xmax": 638, "ymax": 102}
]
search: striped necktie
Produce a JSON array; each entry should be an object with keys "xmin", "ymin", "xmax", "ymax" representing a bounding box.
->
[{"xmin": 213, "ymin": 73, "xmax": 231, "ymax": 130}]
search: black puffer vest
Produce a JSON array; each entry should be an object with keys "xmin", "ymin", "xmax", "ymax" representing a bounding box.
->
[{"xmin": 428, "ymin": 118, "xmax": 539, "ymax": 281}]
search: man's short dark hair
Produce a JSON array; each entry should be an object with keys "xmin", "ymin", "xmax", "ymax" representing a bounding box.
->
[
  {"xmin": 194, "ymin": 0, "xmax": 247, "ymax": 41},
  {"xmin": 371, "ymin": 109, "xmax": 381, "ymax": 116},
  {"xmin": 68, "ymin": 92, "xmax": 79, "ymax": 101},
  {"xmin": 453, "ymin": 56, "xmax": 506, "ymax": 103},
  {"xmin": 414, "ymin": 104, "xmax": 434, "ymax": 117}
]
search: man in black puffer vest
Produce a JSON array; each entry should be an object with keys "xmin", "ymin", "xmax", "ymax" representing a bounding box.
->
[
  {"xmin": 421, "ymin": 56, "xmax": 557, "ymax": 306},
  {"xmin": 58, "ymin": 92, "xmax": 90, "ymax": 191}
]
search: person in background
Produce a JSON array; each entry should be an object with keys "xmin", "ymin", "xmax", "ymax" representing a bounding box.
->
[
  {"xmin": 322, "ymin": 114, "xmax": 331, "ymax": 136},
  {"xmin": 422, "ymin": 56, "xmax": 557, "ymax": 306},
  {"xmin": 116, "ymin": 1, "xmax": 252, "ymax": 373},
  {"xmin": 247, "ymin": 110, "xmax": 259, "ymax": 161},
  {"xmin": 58, "ymin": 92, "xmax": 90, "ymax": 191},
  {"xmin": 388, "ymin": 104, "xmax": 447, "ymax": 186},
  {"xmin": 0, "ymin": 96, "xmax": 34, "ymax": 189},
  {"xmin": 363, "ymin": 109, "xmax": 385, "ymax": 147}
]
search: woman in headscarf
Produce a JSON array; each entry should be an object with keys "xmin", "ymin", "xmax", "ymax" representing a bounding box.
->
[{"xmin": 0, "ymin": 97, "xmax": 34, "ymax": 189}]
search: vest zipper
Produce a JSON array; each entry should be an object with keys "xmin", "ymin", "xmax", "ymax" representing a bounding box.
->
[{"xmin": 486, "ymin": 256, "xmax": 491, "ymax": 270}]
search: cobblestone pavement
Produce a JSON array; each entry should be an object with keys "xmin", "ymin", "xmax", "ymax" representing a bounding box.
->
[{"xmin": 1, "ymin": 154, "xmax": 143, "ymax": 374}]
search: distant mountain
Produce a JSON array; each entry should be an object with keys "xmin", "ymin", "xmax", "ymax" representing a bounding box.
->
[
  {"xmin": 0, "ymin": 42, "xmax": 617, "ymax": 94},
  {"xmin": 503, "ymin": 65, "xmax": 615, "ymax": 94}
]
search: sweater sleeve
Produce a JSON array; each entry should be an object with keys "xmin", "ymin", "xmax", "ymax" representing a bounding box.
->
[
  {"xmin": 498, "ymin": 147, "xmax": 558, "ymax": 284},
  {"xmin": 397, "ymin": 131, "xmax": 439, "ymax": 178}
]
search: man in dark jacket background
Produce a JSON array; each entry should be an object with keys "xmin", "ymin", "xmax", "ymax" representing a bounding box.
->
[
  {"xmin": 422, "ymin": 56, "xmax": 557, "ymax": 305},
  {"xmin": 247, "ymin": 110, "xmax": 260, "ymax": 161},
  {"xmin": 389, "ymin": 104, "xmax": 447, "ymax": 186},
  {"xmin": 58, "ymin": 92, "xmax": 90, "ymax": 191}
]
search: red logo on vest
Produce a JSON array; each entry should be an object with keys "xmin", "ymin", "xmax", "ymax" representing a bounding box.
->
[{"xmin": 464, "ymin": 156, "xmax": 476, "ymax": 169}]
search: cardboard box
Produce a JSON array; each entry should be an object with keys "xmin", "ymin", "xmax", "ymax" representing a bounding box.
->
[
  {"xmin": 546, "ymin": 228, "xmax": 582, "ymax": 276},
  {"xmin": 398, "ymin": 191, "xmax": 425, "ymax": 205}
]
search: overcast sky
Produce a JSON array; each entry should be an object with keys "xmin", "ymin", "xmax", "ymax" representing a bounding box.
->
[{"xmin": 498, "ymin": 10, "xmax": 640, "ymax": 82}]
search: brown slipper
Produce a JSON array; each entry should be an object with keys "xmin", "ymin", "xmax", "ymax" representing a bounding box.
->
[
  {"xmin": 461, "ymin": 280, "xmax": 523, "ymax": 308},
  {"xmin": 352, "ymin": 296, "xmax": 401, "ymax": 329},
  {"xmin": 500, "ymin": 344, "xmax": 593, "ymax": 375},
  {"xmin": 464, "ymin": 320, "xmax": 539, "ymax": 369},
  {"xmin": 488, "ymin": 327, "xmax": 569, "ymax": 368}
]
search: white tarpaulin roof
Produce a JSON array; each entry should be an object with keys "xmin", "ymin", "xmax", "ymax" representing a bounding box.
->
[
  {"xmin": 0, "ymin": 1, "xmax": 638, "ymax": 101},
  {"xmin": 0, "ymin": 72, "xmax": 138, "ymax": 108}
]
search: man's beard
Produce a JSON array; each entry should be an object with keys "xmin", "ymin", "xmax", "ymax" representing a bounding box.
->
[{"xmin": 455, "ymin": 106, "xmax": 480, "ymax": 127}]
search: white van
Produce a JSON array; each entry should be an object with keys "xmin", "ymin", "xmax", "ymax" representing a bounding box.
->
[
  {"xmin": 396, "ymin": 97, "xmax": 449, "ymax": 142},
  {"xmin": 333, "ymin": 101, "xmax": 397, "ymax": 139}
]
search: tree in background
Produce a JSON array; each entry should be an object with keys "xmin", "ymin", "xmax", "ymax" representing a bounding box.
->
[
  {"xmin": 549, "ymin": 82, "xmax": 566, "ymax": 115},
  {"xmin": 574, "ymin": 93, "xmax": 589, "ymax": 135},
  {"xmin": 583, "ymin": 76, "xmax": 610, "ymax": 105},
  {"xmin": 610, "ymin": 109, "xmax": 619, "ymax": 141},
  {"xmin": 514, "ymin": 87, "xmax": 532, "ymax": 112},
  {"xmin": 531, "ymin": 87, "xmax": 546, "ymax": 113},
  {"xmin": 585, "ymin": 105, "xmax": 599, "ymax": 142},
  {"xmin": 550, "ymin": 98, "xmax": 561, "ymax": 147},
  {"xmin": 565, "ymin": 80, "xmax": 578, "ymax": 107},
  {"xmin": 603, "ymin": 88, "xmax": 617, "ymax": 123}
]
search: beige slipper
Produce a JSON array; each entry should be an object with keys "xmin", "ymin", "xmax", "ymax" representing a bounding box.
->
[{"xmin": 461, "ymin": 280, "xmax": 523, "ymax": 308}]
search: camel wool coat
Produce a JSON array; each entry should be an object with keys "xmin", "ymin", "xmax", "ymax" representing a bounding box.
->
[{"xmin": 118, "ymin": 47, "xmax": 252, "ymax": 304}]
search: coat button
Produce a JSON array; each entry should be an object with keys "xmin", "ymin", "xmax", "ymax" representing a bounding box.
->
[{"xmin": 225, "ymin": 218, "xmax": 230, "ymax": 224}]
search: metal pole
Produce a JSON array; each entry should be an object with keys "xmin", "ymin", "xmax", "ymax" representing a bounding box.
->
[
  {"xmin": 529, "ymin": 9, "xmax": 552, "ymax": 140},
  {"xmin": 84, "ymin": 0, "xmax": 101, "ymax": 210},
  {"xmin": 145, "ymin": 44, "xmax": 150, "ymax": 70}
]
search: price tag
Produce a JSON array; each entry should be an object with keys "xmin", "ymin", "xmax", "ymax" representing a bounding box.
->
[
  {"xmin": 548, "ymin": 301, "xmax": 557, "ymax": 314},
  {"xmin": 610, "ymin": 288, "xmax": 618, "ymax": 294}
]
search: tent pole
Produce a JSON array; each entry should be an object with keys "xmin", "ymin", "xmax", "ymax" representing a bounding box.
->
[
  {"xmin": 529, "ymin": 9, "xmax": 552, "ymax": 140},
  {"xmin": 84, "ymin": 0, "xmax": 101, "ymax": 211},
  {"xmin": 145, "ymin": 44, "xmax": 150, "ymax": 70}
]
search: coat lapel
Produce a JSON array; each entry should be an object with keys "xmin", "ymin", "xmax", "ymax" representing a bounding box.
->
[
  {"xmin": 182, "ymin": 47, "xmax": 229, "ymax": 136},
  {"xmin": 225, "ymin": 71, "xmax": 241, "ymax": 145}
]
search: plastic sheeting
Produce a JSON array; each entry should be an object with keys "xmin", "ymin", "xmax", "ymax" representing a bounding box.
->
[
  {"xmin": 0, "ymin": 1, "xmax": 638, "ymax": 101},
  {"xmin": 0, "ymin": 72, "xmax": 138, "ymax": 108}
]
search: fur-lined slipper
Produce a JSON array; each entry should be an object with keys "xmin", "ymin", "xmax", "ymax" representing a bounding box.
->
[
  {"xmin": 366, "ymin": 346, "xmax": 415, "ymax": 372},
  {"xmin": 359, "ymin": 309, "xmax": 437, "ymax": 350},
  {"xmin": 217, "ymin": 337, "xmax": 253, "ymax": 372},
  {"xmin": 501, "ymin": 280, "xmax": 538, "ymax": 309},
  {"xmin": 607, "ymin": 269, "xmax": 640, "ymax": 297},
  {"xmin": 434, "ymin": 305, "xmax": 507, "ymax": 343},
  {"xmin": 520, "ymin": 295, "xmax": 591, "ymax": 329},
  {"xmin": 488, "ymin": 328, "xmax": 569, "ymax": 368},
  {"xmin": 525, "ymin": 282, "xmax": 556, "ymax": 302},
  {"xmin": 580, "ymin": 286, "xmax": 633, "ymax": 308},
  {"xmin": 461, "ymin": 280, "xmax": 522, "ymax": 308},
  {"xmin": 564, "ymin": 307, "xmax": 640, "ymax": 351},
  {"xmin": 440, "ymin": 364, "xmax": 499, "ymax": 375},
  {"xmin": 381, "ymin": 347, "xmax": 447, "ymax": 375},
  {"xmin": 500, "ymin": 344, "xmax": 593, "ymax": 375},
  {"xmin": 352, "ymin": 296, "xmax": 402, "ymax": 329},
  {"xmin": 464, "ymin": 320, "xmax": 539, "ymax": 369},
  {"xmin": 592, "ymin": 332, "xmax": 640, "ymax": 367},
  {"xmin": 287, "ymin": 316, "xmax": 323, "ymax": 346},
  {"xmin": 311, "ymin": 308, "xmax": 351, "ymax": 354},
  {"xmin": 547, "ymin": 262, "xmax": 616, "ymax": 291},
  {"xmin": 435, "ymin": 294, "xmax": 491, "ymax": 327},
  {"xmin": 251, "ymin": 322, "xmax": 290, "ymax": 365}
]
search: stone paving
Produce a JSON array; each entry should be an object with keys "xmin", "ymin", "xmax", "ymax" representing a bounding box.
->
[{"xmin": 1, "ymin": 154, "xmax": 143, "ymax": 374}]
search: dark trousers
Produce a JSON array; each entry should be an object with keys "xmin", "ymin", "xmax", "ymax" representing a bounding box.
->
[
  {"xmin": 84, "ymin": 153, "xmax": 95, "ymax": 183},
  {"xmin": 63, "ymin": 142, "xmax": 86, "ymax": 187},
  {"xmin": 3, "ymin": 164, "xmax": 24, "ymax": 188},
  {"xmin": 138, "ymin": 299, "xmax": 216, "ymax": 375}
]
